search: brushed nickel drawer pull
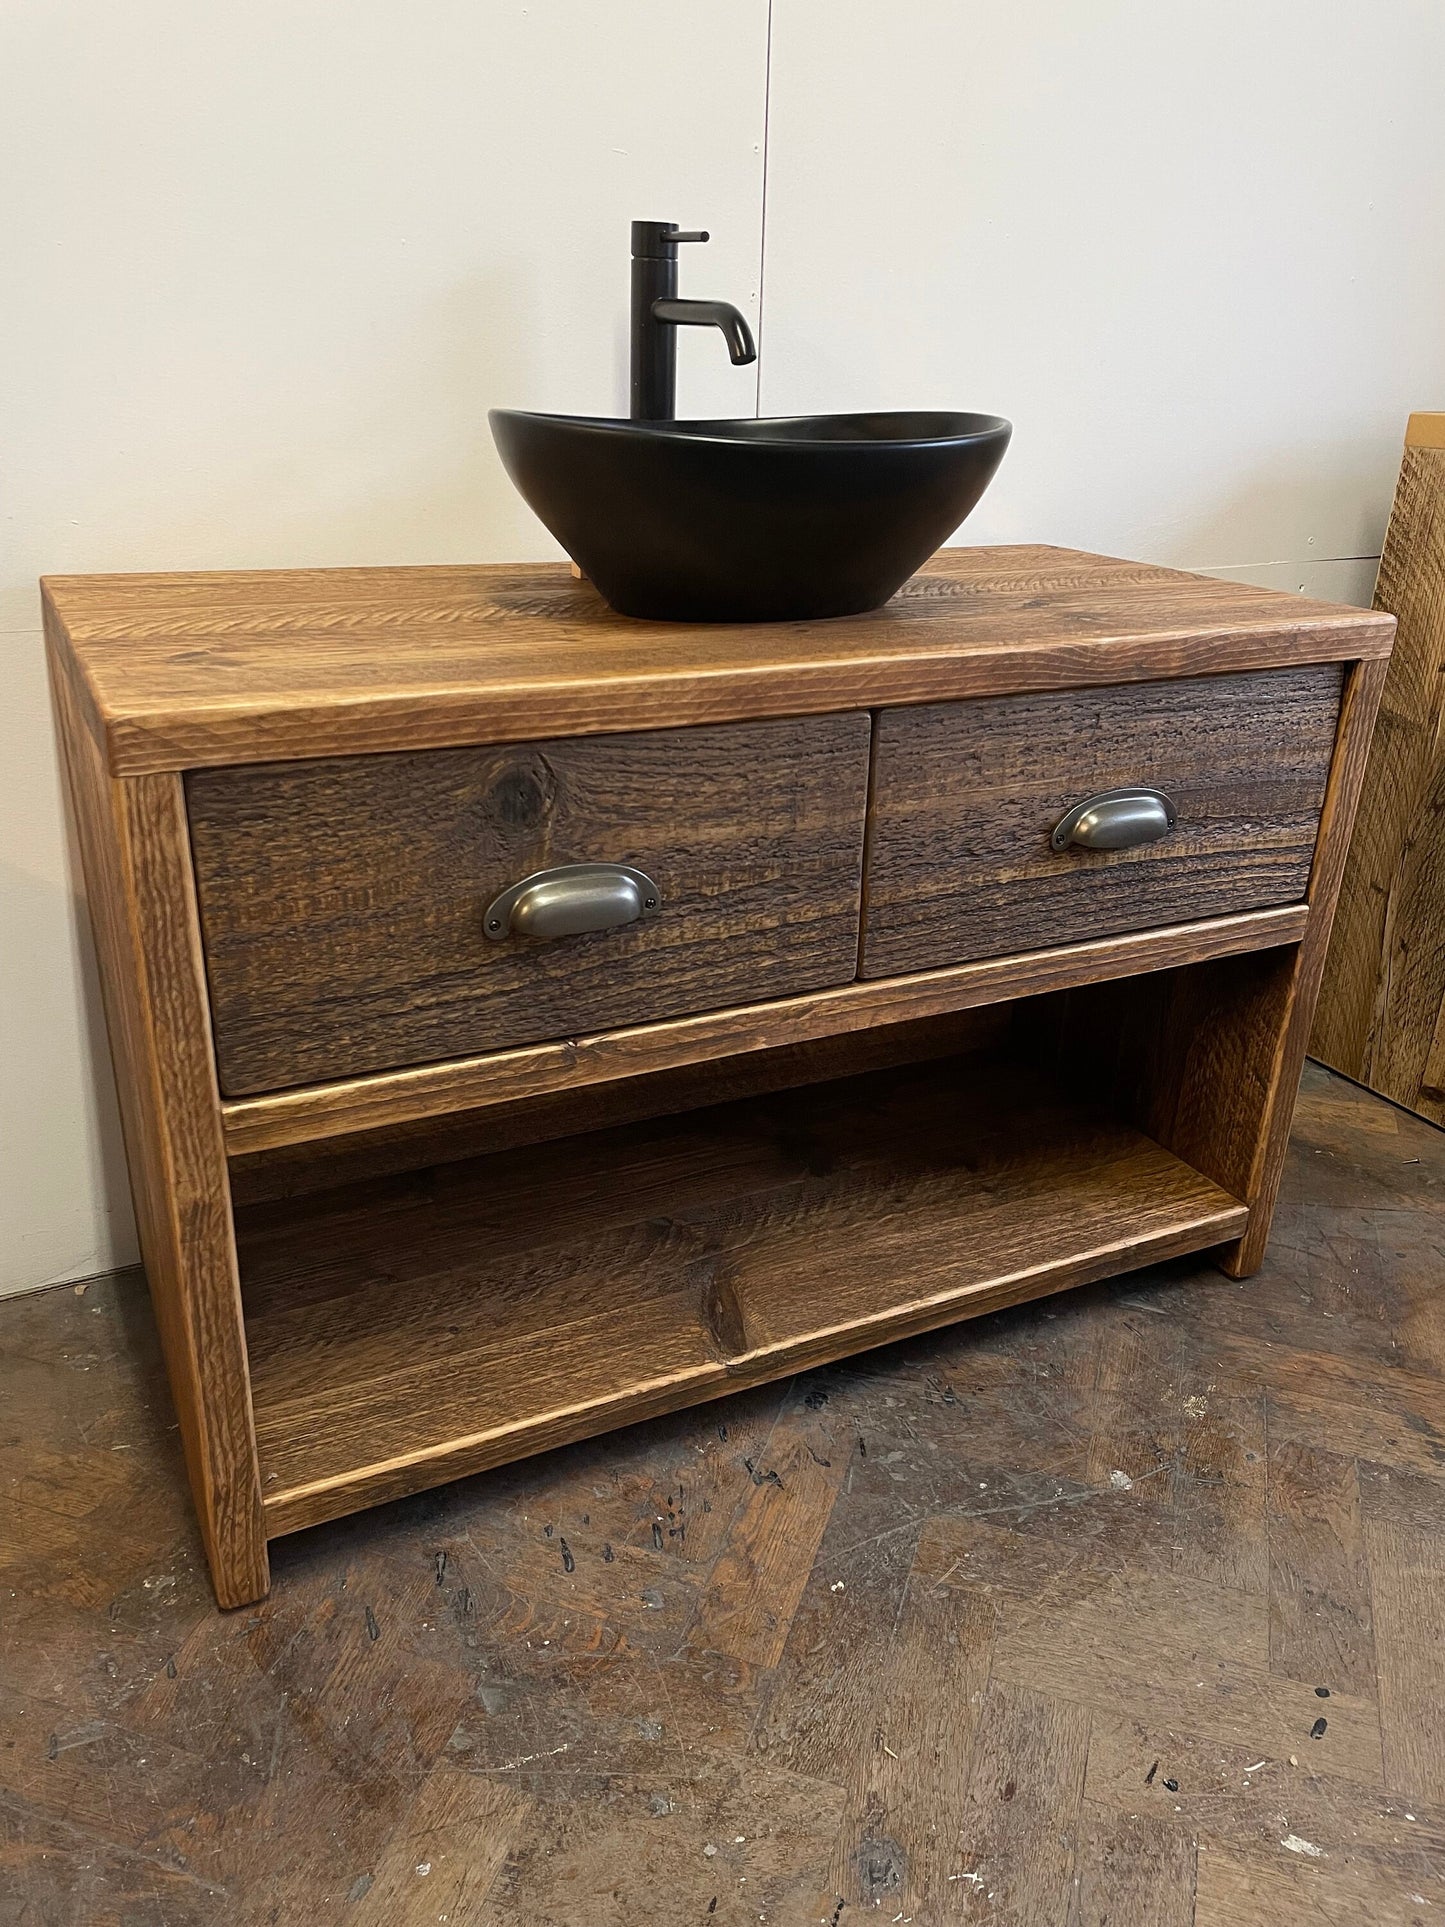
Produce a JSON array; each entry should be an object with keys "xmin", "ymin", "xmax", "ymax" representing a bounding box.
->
[
  {"xmin": 1050, "ymin": 787, "xmax": 1177, "ymax": 853},
  {"xmin": 484, "ymin": 862, "xmax": 662, "ymax": 941}
]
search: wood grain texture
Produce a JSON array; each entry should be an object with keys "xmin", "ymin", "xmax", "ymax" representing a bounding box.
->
[
  {"xmin": 4, "ymin": 1063, "xmax": 1444, "ymax": 1925},
  {"xmin": 44, "ymin": 623, "xmax": 268, "ymax": 1609},
  {"xmin": 863, "ymin": 665, "xmax": 1342, "ymax": 975},
  {"xmin": 1313, "ymin": 439, "xmax": 1445, "ymax": 1125},
  {"xmin": 952, "ymin": 1683, "xmax": 1092, "ymax": 1921},
  {"xmin": 220, "ymin": 903, "xmax": 1310, "ymax": 1153},
  {"xmin": 1363, "ymin": 1467, "xmax": 1445, "ymax": 1808},
  {"xmin": 187, "ymin": 714, "xmax": 869, "ymax": 1093},
  {"xmin": 42, "ymin": 543, "xmax": 1393, "ymax": 776},
  {"xmin": 1032, "ymin": 657, "xmax": 1389, "ymax": 1280},
  {"xmin": 1266, "ymin": 1440, "xmax": 1376, "ymax": 1699},
  {"xmin": 226, "ymin": 1005, "xmax": 1012, "ymax": 1206},
  {"xmin": 238, "ymin": 1055, "xmax": 1246, "ymax": 1537}
]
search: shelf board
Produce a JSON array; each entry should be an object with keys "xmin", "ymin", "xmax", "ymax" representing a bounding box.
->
[{"xmin": 239, "ymin": 1056, "xmax": 1247, "ymax": 1537}]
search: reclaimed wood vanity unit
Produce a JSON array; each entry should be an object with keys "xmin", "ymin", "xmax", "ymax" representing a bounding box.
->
[{"xmin": 44, "ymin": 545, "xmax": 1393, "ymax": 1607}]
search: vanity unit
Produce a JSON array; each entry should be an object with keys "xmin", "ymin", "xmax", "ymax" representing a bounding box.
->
[{"xmin": 45, "ymin": 546, "xmax": 1391, "ymax": 1607}]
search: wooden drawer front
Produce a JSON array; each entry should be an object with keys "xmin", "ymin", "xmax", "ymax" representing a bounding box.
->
[
  {"xmin": 188, "ymin": 714, "xmax": 871, "ymax": 1095},
  {"xmin": 861, "ymin": 665, "xmax": 1343, "ymax": 977}
]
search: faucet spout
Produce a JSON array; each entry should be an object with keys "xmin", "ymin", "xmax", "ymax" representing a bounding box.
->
[
  {"xmin": 650, "ymin": 297, "xmax": 757, "ymax": 367},
  {"xmin": 629, "ymin": 220, "xmax": 756, "ymax": 419}
]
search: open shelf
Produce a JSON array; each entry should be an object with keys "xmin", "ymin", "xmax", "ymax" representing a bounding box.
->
[{"xmin": 237, "ymin": 1054, "xmax": 1247, "ymax": 1537}]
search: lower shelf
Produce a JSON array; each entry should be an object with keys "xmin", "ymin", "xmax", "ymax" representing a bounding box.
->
[{"xmin": 238, "ymin": 1055, "xmax": 1247, "ymax": 1537}]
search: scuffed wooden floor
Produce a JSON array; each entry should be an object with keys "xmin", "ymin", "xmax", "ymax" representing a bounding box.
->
[{"xmin": 3, "ymin": 1063, "xmax": 1445, "ymax": 1925}]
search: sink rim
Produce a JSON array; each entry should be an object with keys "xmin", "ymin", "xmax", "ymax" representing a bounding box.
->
[{"xmin": 488, "ymin": 406, "xmax": 1011, "ymax": 453}]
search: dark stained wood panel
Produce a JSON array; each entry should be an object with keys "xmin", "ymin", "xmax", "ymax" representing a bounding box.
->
[
  {"xmin": 862, "ymin": 665, "xmax": 1343, "ymax": 978},
  {"xmin": 42, "ymin": 544, "xmax": 1393, "ymax": 774},
  {"xmin": 238, "ymin": 1054, "xmax": 1246, "ymax": 1535},
  {"xmin": 188, "ymin": 713, "xmax": 869, "ymax": 1094}
]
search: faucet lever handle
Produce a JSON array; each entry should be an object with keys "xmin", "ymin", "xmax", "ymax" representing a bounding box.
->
[{"xmin": 669, "ymin": 229, "xmax": 709, "ymax": 243}]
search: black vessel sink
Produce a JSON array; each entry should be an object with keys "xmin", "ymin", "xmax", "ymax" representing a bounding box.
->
[{"xmin": 489, "ymin": 409, "xmax": 1011, "ymax": 622}]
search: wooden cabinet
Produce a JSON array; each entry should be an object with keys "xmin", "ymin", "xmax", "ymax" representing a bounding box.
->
[
  {"xmin": 188, "ymin": 716, "xmax": 870, "ymax": 1093},
  {"xmin": 44, "ymin": 544, "xmax": 1391, "ymax": 1607}
]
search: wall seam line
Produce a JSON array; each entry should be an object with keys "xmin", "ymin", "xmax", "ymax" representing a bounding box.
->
[{"xmin": 755, "ymin": 0, "xmax": 775, "ymax": 418}]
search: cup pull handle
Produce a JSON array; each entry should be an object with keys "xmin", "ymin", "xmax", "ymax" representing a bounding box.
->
[
  {"xmin": 484, "ymin": 862, "xmax": 662, "ymax": 941},
  {"xmin": 1050, "ymin": 787, "xmax": 1177, "ymax": 853}
]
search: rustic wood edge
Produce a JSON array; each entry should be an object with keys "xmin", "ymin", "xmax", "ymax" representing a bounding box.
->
[
  {"xmin": 1406, "ymin": 411, "xmax": 1445, "ymax": 450},
  {"xmin": 258, "ymin": 1196, "xmax": 1246, "ymax": 1538},
  {"xmin": 1217, "ymin": 655, "xmax": 1392, "ymax": 1277},
  {"xmin": 34, "ymin": 615, "xmax": 1391, "ymax": 779},
  {"xmin": 45, "ymin": 616, "xmax": 270, "ymax": 1607},
  {"xmin": 221, "ymin": 904, "xmax": 1313, "ymax": 1155}
]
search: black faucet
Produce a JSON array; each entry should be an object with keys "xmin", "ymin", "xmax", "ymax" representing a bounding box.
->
[{"xmin": 630, "ymin": 220, "xmax": 757, "ymax": 421}]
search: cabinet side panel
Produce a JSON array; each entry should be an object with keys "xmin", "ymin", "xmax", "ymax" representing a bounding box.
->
[
  {"xmin": 46, "ymin": 619, "xmax": 268, "ymax": 1607},
  {"xmin": 1220, "ymin": 653, "xmax": 1390, "ymax": 1271}
]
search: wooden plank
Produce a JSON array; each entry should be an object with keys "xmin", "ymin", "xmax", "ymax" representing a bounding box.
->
[
  {"xmin": 241, "ymin": 1057, "xmax": 1247, "ymax": 1538},
  {"xmin": 963, "ymin": 1534, "xmax": 1387, "ymax": 1788},
  {"xmin": 187, "ymin": 714, "xmax": 870, "ymax": 1094},
  {"xmin": 349, "ymin": 1765, "xmax": 528, "ymax": 1924},
  {"xmin": 41, "ymin": 544, "xmax": 1394, "ymax": 775},
  {"xmin": 44, "ymin": 621, "xmax": 268, "ymax": 1610},
  {"xmin": 1075, "ymin": 1809, "xmax": 1196, "ymax": 1927},
  {"xmin": 220, "ymin": 903, "xmax": 1311, "ymax": 1154},
  {"xmin": 1365, "ymin": 1513, "xmax": 1445, "ymax": 1804},
  {"xmin": 828, "ymin": 1550, "xmax": 994, "ymax": 1911},
  {"xmin": 1313, "ymin": 437, "xmax": 1445, "ymax": 1127},
  {"xmin": 688, "ymin": 1392, "xmax": 847, "ymax": 1670},
  {"xmin": 863, "ymin": 665, "xmax": 1341, "ymax": 976},
  {"xmin": 950, "ymin": 1682, "xmax": 1092, "ymax": 1919},
  {"xmin": 1265, "ymin": 1440, "xmax": 1376, "ymax": 1698},
  {"xmin": 1173, "ymin": 1375, "xmax": 1269, "ymax": 1598}
]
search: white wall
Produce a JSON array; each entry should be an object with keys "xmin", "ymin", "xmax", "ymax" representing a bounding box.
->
[
  {"xmin": 0, "ymin": 1, "xmax": 768, "ymax": 1294},
  {"xmin": 3, "ymin": 1, "xmax": 1443, "ymax": 1296},
  {"xmin": 761, "ymin": 0, "xmax": 1445, "ymax": 597}
]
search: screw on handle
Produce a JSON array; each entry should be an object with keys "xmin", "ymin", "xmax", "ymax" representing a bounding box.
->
[
  {"xmin": 483, "ymin": 862, "xmax": 663, "ymax": 942},
  {"xmin": 1050, "ymin": 788, "xmax": 1177, "ymax": 853}
]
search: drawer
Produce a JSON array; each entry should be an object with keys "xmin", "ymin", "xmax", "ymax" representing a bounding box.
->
[
  {"xmin": 861, "ymin": 665, "xmax": 1343, "ymax": 977},
  {"xmin": 188, "ymin": 714, "xmax": 871, "ymax": 1095}
]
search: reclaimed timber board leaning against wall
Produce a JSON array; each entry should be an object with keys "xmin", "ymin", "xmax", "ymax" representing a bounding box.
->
[{"xmin": 1313, "ymin": 413, "xmax": 1445, "ymax": 1125}]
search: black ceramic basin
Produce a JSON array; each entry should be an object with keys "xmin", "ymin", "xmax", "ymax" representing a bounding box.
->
[{"xmin": 488, "ymin": 408, "xmax": 1011, "ymax": 622}]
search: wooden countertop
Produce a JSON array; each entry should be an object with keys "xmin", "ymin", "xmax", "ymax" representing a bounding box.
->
[{"xmin": 43, "ymin": 543, "xmax": 1393, "ymax": 774}]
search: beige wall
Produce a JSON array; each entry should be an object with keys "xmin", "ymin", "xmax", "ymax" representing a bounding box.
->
[{"xmin": 3, "ymin": 1, "xmax": 1444, "ymax": 1294}]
